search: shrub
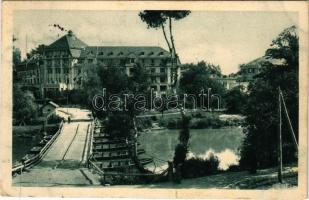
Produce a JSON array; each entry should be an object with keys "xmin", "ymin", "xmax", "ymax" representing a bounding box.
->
[
  {"xmin": 151, "ymin": 115, "xmax": 157, "ymax": 121},
  {"xmin": 226, "ymin": 164, "xmax": 241, "ymax": 172},
  {"xmin": 193, "ymin": 112, "xmax": 204, "ymax": 118},
  {"xmin": 182, "ymin": 153, "xmax": 220, "ymax": 178},
  {"xmin": 47, "ymin": 113, "xmax": 63, "ymax": 124},
  {"xmin": 158, "ymin": 117, "xmax": 168, "ymax": 127},
  {"xmin": 136, "ymin": 117, "xmax": 152, "ymax": 130},
  {"xmin": 167, "ymin": 118, "xmax": 181, "ymax": 129},
  {"xmin": 189, "ymin": 115, "xmax": 224, "ymax": 129}
]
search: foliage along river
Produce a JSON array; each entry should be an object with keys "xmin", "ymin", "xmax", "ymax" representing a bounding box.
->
[{"xmin": 138, "ymin": 127, "xmax": 244, "ymax": 172}]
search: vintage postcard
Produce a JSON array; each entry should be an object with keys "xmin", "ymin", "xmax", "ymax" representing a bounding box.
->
[{"xmin": 0, "ymin": 1, "xmax": 308, "ymax": 199}]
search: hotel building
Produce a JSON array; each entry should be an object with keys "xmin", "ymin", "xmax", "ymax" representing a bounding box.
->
[{"xmin": 17, "ymin": 30, "xmax": 179, "ymax": 97}]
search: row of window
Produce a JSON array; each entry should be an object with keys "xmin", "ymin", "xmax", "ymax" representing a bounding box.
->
[
  {"xmin": 46, "ymin": 77, "xmax": 69, "ymax": 84},
  {"xmin": 242, "ymin": 68, "xmax": 261, "ymax": 74},
  {"xmin": 151, "ymin": 76, "xmax": 167, "ymax": 83},
  {"xmin": 47, "ymin": 68, "xmax": 70, "ymax": 74},
  {"xmin": 88, "ymin": 51, "xmax": 165, "ymax": 57},
  {"xmin": 151, "ymin": 85, "xmax": 167, "ymax": 91},
  {"xmin": 80, "ymin": 57, "xmax": 169, "ymax": 66},
  {"xmin": 24, "ymin": 78, "xmax": 40, "ymax": 84},
  {"xmin": 46, "ymin": 59, "xmax": 70, "ymax": 67},
  {"xmin": 45, "ymin": 51, "xmax": 69, "ymax": 58}
]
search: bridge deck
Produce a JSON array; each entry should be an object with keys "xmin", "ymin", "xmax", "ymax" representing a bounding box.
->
[{"xmin": 13, "ymin": 108, "xmax": 97, "ymax": 187}]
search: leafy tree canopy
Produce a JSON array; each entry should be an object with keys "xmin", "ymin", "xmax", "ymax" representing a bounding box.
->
[
  {"xmin": 13, "ymin": 85, "xmax": 38, "ymax": 124},
  {"xmin": 139, "ymin": 10, "xmax": 191, "ymax": 29},
  {"xmin": 179, "ymin": 61, "xmax": 225, "ymax": 97},
  {"xmin": 240, "ymin": 26, "xmax": 298, "ymax": 171}
]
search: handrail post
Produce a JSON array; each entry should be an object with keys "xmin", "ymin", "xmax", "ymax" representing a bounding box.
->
[{"xmin": 278, "ymin": 87, "xmax": 283, "ymax": 183}]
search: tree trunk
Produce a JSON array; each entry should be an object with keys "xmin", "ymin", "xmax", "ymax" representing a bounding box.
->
[
  {"xmin": 168, "ymin": 17, "xmax": 179, "ymax": 88},
  {"xmin": 162, "ymin": 24, "xmax": 172, "ymax": 53},
  {"xmin": 168, "ymin": 17, "xmax": 177, "ymax": 58}
]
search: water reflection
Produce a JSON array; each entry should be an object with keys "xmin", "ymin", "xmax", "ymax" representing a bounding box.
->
[{"xmin": 138, "ymin": 127, "xmax": 244, "ymax": 171}]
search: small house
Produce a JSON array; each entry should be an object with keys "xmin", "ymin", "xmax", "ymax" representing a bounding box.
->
[{"xmin": 41, "ymin": 101, "xmax": 59, "ymax": 117}]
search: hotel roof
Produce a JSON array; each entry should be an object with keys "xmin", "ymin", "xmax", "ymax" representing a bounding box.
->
[
  {"xmin": 47, "ymin": 30, "xmax": 87, "ymax": 49},
  {"xmin": 80, "ymin": 46, "xmax": 171, "ymax": 58}
]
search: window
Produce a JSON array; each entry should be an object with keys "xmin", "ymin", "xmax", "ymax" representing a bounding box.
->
[
  {"xmin": 158, "ymin": 52, "xmax": 164, "ymax": 56},
  {"xmin": 63, "ymin": 59, "xmax": 69, "ymax": 66},
  {"xmin": 78, "ymin": 59, "xmax": 84, "ymax": 64},
  {"xmin": 108, "ymin": 52, "xmax": 113, "ymax": 56},
  {"xmin": 160, "ymin": 68, "xmax": 166, "ymax": 73},
  {"xmin": 47, "ymin": 68, "xmax": 52, "ymax": 74},
  {"xmin": 47, "ymin": 61, "xmax": 52, "ymax": 67},
  {"xmin": 98, "ymin": 52, "xmax": 104, "ymax": 55},
  {"xmin": 139, "ymin": 52, "xmax": 145, "ymax": 56},
  {"xmin": 151, "ymin": 77, "xmax": 156, "ymax": 83},
  {"xmin": 151, "ymin": 85, "xmax": 157, "ymax": 91},
  {"xmin": 88, "ymin": 59, "xmax": 93, "ymax": 63},
  {"xmin": 129, "ymin": 58, "xmax": 135, "ymax": 63},
  {"xmin": 160, "ymin": 77, "xmax": 166, "ymax": 83},
  {"xmin": 55, "ymin": 68, "xmax": 61, "ymax": 74},
  {"xmin": 55, "ymin": 59, "xmax": 60, "ymax": 66},
  {"xmin": 160, "ymin": 85, "xmax": 167, "ymax": 91},
  {"xmin": 64, "ymin": 68, "xmax": 69, "ymax": 74},
  {"xmin": 151, "ymin": 68, "xmax": 155, "ymax": 73},
  {"xmin": 151, "ymin": 59, "xmax": 155, "ymax": 66},
  {"xmin": 129, "ymin": 68, "xmax": 134, "ymax": 75}
]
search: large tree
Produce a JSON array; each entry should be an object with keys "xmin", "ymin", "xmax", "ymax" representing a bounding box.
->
[
  {"xmin": 13, "ymin": 85, "xmax": 38, "ymax": 125},
  {"xmin": 240, "ymin": 26, "xmax": 299, "ymax": 172},
  {"xmin": 224, "ymin": 86, "xmax": 247, "ymax": 114},
  {"xmin": 86, "ymin": 63, "xmax": 151, "ymax": 139},
  {"xmin": 139, "ymin": 10, "xmax": 191, "ymax": 86},
  {"xmin": 179, "ymin": 61, "xmax": 225, "ymax": 108}
]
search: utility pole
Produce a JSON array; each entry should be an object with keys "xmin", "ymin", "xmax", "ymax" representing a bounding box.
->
[
  {"xmin": 277, "ymin": 87, "xmax": 283, "ymax": 183},
  {"xmin": 280, "ymin": 90, "xmax": 299, "ymax": 149}
]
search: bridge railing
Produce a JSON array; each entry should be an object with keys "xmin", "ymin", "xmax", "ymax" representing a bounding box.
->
[{"xmin": 12, "ymin": 121, "xmax": 64, "ymax": 175}]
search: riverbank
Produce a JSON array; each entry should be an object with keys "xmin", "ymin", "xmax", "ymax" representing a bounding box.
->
[
  {"xmin": 136, "ymin": 111, "xmax": 244, "ymax": 130},
  {"xmin": 13, "ymin": 123, "xmax": 60, "ymax": 164},
  {"xmin": 109, "ymin": 164, "xmax": 297, "ymax": 189}
]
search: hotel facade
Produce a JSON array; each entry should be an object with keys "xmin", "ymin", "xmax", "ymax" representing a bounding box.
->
[{"xmin": 17, "ymin": 30, "xmax": 179, "ymax": 97}]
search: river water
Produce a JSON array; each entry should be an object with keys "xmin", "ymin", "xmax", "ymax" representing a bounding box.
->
[{"xmin": 138, "ymin": 127, "xmax": 244, "ymax": 171}]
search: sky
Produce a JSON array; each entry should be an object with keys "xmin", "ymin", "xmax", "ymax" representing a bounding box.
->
[{"xmin": 13, "ymin": 10, "xmax": 298, "ymax": 74}]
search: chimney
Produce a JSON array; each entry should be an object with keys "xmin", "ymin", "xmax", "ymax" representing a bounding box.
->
[{"xmin": 68, "ymin": 30, "xmax": 73, "ymax": 36}]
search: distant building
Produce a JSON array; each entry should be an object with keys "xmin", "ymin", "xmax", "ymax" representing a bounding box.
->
[
  {"xmin": 16, "ymin": 31, "xmax": 178, "ymax": 97},
  {"xmin": 238, "ymin": 57, "xmax": 269, "ymax": 82},
  {"xmin": 214, "ymin": 56, "xmax": 280, "ymax": 92},
  {"xmin": 213, "ymin": 73, "xmax": 248, "ymax": 92}
]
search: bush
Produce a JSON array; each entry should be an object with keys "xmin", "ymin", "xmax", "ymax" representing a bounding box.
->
[
  {"xmin": 189, "ymin": 115, "xmax": 224, "ymax": 129},
  {"xmin": 69, "ymin": 89, "xmax": 88, "ymax": 105},
  {"xmin": 226, "ymin": 164, "xmax": 241, "ymax": 172},
  {"xmin": 136, "ymin": 117, "xmax": 152, "ymax": 131},
  {"xmin": 192, "ymin": 112, "xmax": 204, "ymax": 118},
  {"xmin": 182, "ymin": 154, "xmax": 220, "ymax": 178},
  {"xmin": 47, "ymin": 114, "xmax": 63, "ymax": 124},
  {"xmin": 167, "ymin": 118, "xmax": 181, "ymax": 129},
  {"xmin": 151, "ymin": 116, "xmax": 157, "ymax": 121},
  {"xmin": 158, "ymin": 117, "xmax": 167, "ymax": 127}
]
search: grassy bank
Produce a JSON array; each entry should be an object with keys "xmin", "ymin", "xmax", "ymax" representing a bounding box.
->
[{"xmin": 137, "ymin": 111, "xmax": 244, "ymax": 130}]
